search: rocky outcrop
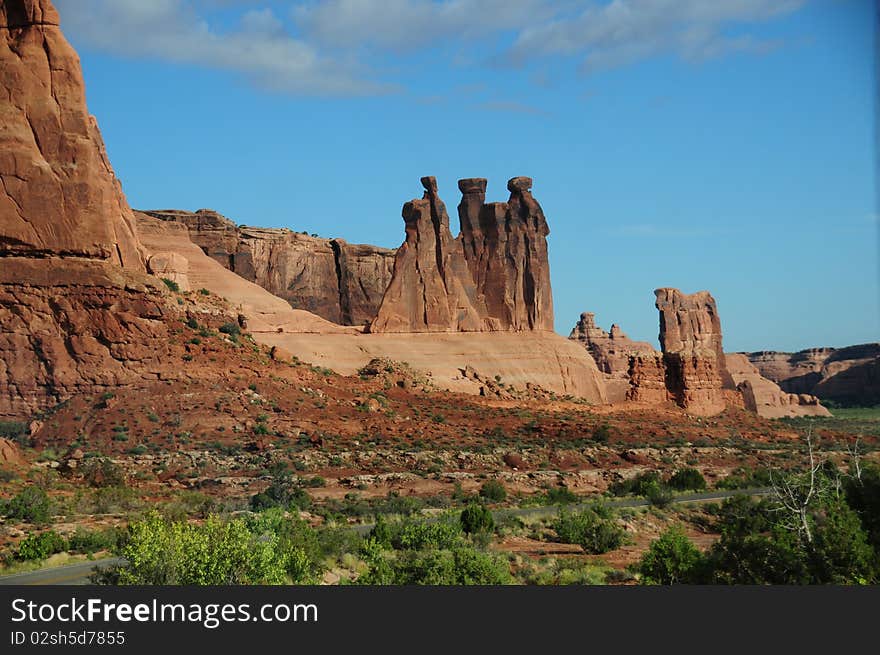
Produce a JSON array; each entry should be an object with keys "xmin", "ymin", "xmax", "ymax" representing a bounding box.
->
[
  {"xmin": 141, "ymin": 209, "xmax": 394, "ymax": 326},
  {"xmin": 0, "ymin": 0, "xmax": 173, "ymax": 418},
  {"xmin": 626, "ymin": 353, "xmax": 669, "ymax": 404},
  {"xmin": 0, "ymin": 259, "xmax": 172, "ymax": 417},
  {"xmin": 370, "ymin": 176, "xmax": 491, "ymax": 333},
  {"xmin": 372, "ymin": 175, "xmax": 555, "ymax": 333},
  {"xmin": 655, "ymin": 288, "xmax": 732, "ymax": 416},
  {"xmin": 569, "ymin": 312, "xmax": 656, "ymax": 402},
  {"xmin": 0, "ymin": 0, "xmax": 144, "ymax": 270},
  {"xmin": 147, "ymin": 252, "xmax": 189, "ymax": 291},
  {"xmin": 748, "ymin": 344, "xmax": 880, "ymax": 406},
  {"xmin": 457, "ymin": 176, "xmax": 554, "ymax": 331},
  {"xmin": 725, "ymin": 353, "xmax": 829, "ymax": 418}
]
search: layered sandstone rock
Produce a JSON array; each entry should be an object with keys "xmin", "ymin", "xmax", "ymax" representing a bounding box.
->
[
  {"xmin": 147, "ymin": 252, "xmax": 189, "ymax": 291},
  {"xmin": 457, "ymin": 176, "xmax": 554, "ymax": 331},
  {"xmin": 569, "ymin": 312, "xmax": 656, "ymax": 402},
  {"xmin": 0, "ymin": 0, "xmax": 143, "ymax": 269},
  {"xmin": 749, "ymin": 344, "xmax": 880, "ymax": 406},
  {"xmin": 0, "ymin": 259, "xmax": 172, "ymax": 417},
  {"xmin": 0, "ymin": 0, "xmax": 174, "ymax": 417},
  {"xmin": 370, "ymin": 176, "xmax": 491, "ymax": 333},
  {"xmin": 626, "ymin": 353, "xmax": 669, "ymax": 404},
  {"xmin": 725, "ymin": 353, "xmax": 829, "ymax": 418},
  {"xmin": 654, "ymin": 288, "xmax": 731, "ymax": 416},
  {"xmin": 141, "ymin": 209, "xmax": 394, "ymax": 326}
]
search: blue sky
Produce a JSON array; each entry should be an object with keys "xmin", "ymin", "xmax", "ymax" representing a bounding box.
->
[{"xmin": 54, "ymin": 0, "xmax": 878, "ymax": 352}]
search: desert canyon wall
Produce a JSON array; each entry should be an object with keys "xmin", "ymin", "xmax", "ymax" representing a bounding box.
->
[
  {"xmin": 140, "ymin": 209, "xmax": 396, "ymax": 327},
  {"xmin": 749, "ymin": 344, "xmax": 880, "ymax": 406},
  {"xmin": 0, "ymin": 0, "xmax": 172, "ymax": 417}
]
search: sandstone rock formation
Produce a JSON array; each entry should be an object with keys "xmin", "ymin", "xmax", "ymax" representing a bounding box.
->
[
  {"xmin": 0, "ymin": 0, "xmax": 173, "ymax": 417},
  {"xmin": 372, "ymin": 175, "xmax": 555, "ymax": 333},
  {"xmin": 725, "ymin": 353, "xmax": 829, "ymax": 418},
  {"xmin": 654, "ymin": 288, "xmax": 732, "ymax": 416},
  {"xmin": 569, "ymin": 312, "xmax": 656, "ymax": 402},
  {"xmin": 147, "ymin": 252, "xmax": 189, "ymax": 291},
  {"xmin": 141, "ymin": 209, "xmax": 395, "ymax": 326},
  {"xmin": 626, "ymin": 353, "xmax": 669, "ymax": 404},
  {"xmin": 370, "ymin": 176, "xmax": 491, "ymax": 333},
  {"xmin": 457, "ymin": 176, "xmax": 554, "ymax": 331},
  {"xmin": 0, "ymin": 0, "xmax": 143, "ymax": 270},
  {"xmin": 748, "ymin": 344, "xmax": 880, "ymax": 406}
]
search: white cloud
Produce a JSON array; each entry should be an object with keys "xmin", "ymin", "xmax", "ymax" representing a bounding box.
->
[
  {"xmin": 53, "ymin": 0, "xmax": 391, "ymax": 95},
  {"xmin": 292, "ymin": 0, "xmax": 554, "ymax": 51},
  {"xmin": 504, "ymin": 0, "xmax": 805, "ymax": 72},
  {"xmin": 52, "ymin": 0, "xmax": 808, "ymax": 97}
]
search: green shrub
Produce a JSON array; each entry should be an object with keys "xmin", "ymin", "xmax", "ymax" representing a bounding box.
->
[
  {"xmin": 392, "ymin": 518, "xmax": 463, "ymax": 550},
  {"xmin": 479, "ymin": 479, "xmax": 507, "ymax": 503},
  {"xmin": 0, "ymin": 421, "xmax": 28, "ymax": 447},
  {"xmin": 68, "ymin": 527, "xmax": 124, "ymax": 554},
  {"xmin": 219, "ymin": 322, "xmax": 241, "ymax": 338},
  {"xmin": 199, "ymin": 288, "xmax": 211, "ymax": 296},
  {"xmin": 543, "ymin": 486, "xmax": 578, "ymax": 505},
  {"xmin": 114, "ymin": 512, "xmax": 310, "ymax": 585},
  {"xmin": 592, "ymin": 424, "xmax": 611, "ymax": 443},
  {"xmin": 645, "ymin": 482, "xmax": 675, "ymax": 508},
  {"xmin": 639, "ymin": 526, "xmax": 704, "ymax": 584},
  {"xmin": 161, "ymin": 278, "xmax": 180, "ymax": 292},
  {"xmin": 359, "ymin": 544, "xmax": 511, "ymax": 585},
  {"xmin": 82, "ymin": 458, "xmax": 126, "ymax": 488},
  {"xmin": 609, "ymin": 471, "xmax": 661, "ymax": 497},
  {"xmin": 460, "ymin": 504, "xmax": 494, "ymax": 535},
  {"xmin": 4, "ymin": 486, "xmax": 51, "ymax": 523},
  {"xmin": 553, "ymin": 507, "xmax": 626, "ymax": 554},
  {"xmin": 17, "ymin": 530, "xmax": 67, "ymax": 561},
  {"xmin": 667, "ymin": 467, "xmax": 706, "ymax": 491}
]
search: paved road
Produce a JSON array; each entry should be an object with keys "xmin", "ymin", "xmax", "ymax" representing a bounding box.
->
[
  {"xmin": 0, "ymin": 487, "xmax": 771, "ymax": 585},
  {"xmin": 0, "ymin": 557, "xmax": 124, "ymax": 586}
]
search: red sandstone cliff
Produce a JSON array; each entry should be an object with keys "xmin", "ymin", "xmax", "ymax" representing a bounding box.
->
[
  {"xmin": 0, "ymin": 0, "xmax": 171, "ymax": 417},
  {"xmin": 141, "ymin": 209, "xmax": 395, "ymax": 326}
]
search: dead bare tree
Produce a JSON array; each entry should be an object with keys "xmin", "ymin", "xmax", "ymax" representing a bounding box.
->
[
  {"xmin": 846, "ymin": 436, "xmax": 864, "ymax": 486},
  {"xmin": 769, "ymin": 425, "xmax": 827, "ymax": 544}
]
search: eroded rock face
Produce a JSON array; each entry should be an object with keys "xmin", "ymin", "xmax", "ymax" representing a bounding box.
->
[
  {"xmin": 457, "ymin": 177, "xmax": 554, "ymax": 331},
  {"xmin": 654, "ymin": 288, "xmax": 731, "ymax": 415},
  {"xmin": 725, "ymin": 353, "xmax": 829, "ymax": 418},
  {"xmin": 147, "ymin": 252, "xmax": 189, "ymax": 291},
  {"xmin": 0, "ymin": 259, "xmax": 172, "ymax": 417},
  {"xmin": 626, "ymin": 353, "xmax": 669, "ymax": 404},
  {"xmin": 0, "ymin": 0, "xmax": 144, "ymax": 269},
  {"xmin": 370, "ymin": 176, "xmax": 490, "ymax": 333},
  {"xmin": 142, "ymin": 209, "xmax": 395, "ymax": 326},
  {"xmin": 568, "ymin": 312, "xmax": 657, "ymax": 402},
  {"xmin": 0, "ymin": 1, "xmax": 173, "ymax": 418},
  {"xmin": 748, "ymin": 344, "xmax": 880, "ymax": 406}
]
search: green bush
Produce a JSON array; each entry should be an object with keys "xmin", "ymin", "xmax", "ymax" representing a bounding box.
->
[
  {"xmin": 359, "ymin": 544, "xmax": 511, "ymax": 585},
  {"xmin": 82, "ymin": 458, "xmax": 126, "ymax": 488},
  {"xmin": 645, "ymin": 482, "xmax": 675, "ymax": 508},
  {"xmin": 460, "ymin": 504, "xmax": 494, "ymax": 535},
  {"xmin": 161, "ymin": 278, "xmax": 180, "ymax": 293},
  {"xmin": 0, "ymin": 421, "xmax": 28, "ymax": 447},
  {"xmin": 592, "ymin": 424, "xmax": 611, "ymax": 443},
  {"xmin": 4, "ymin": 486, "xmax": 51, "ymax": 523},
  {"xmin": 17, "ymin": 530, "xmax": 67, "ymax": 561},
  {"xmin": 219, "ymin": 322, "xmax": 241, "ymax": 338},
  {"xmin": 609, "ymin": 471, "xmax": 661, "ymax": 497},
  {"xmin": 716, "ymin": 467, "xmax": 772, "ymax": 490},
  {"xmin": 639, "ymin": 526, "xmax": 704, "ymax": 584},
  {"xmin": 667, "ymin": 467, "xmax": 706, "ymax": 491},
  {"xmin": 392, "ymin": 518, "xmax": 463, "ymax": 551},
  {"xmin": 250, "ymin": 464, "xmax": 311, "ymax": 511},
  {"xmin": 543, "ymin": 486, "xmax": 578, "ymax": 505},
  {"xmin": 114, "ymin": 511, "xmax": 311, "ymax": 585},
  {"xmin": 553, "ymin": 507, "xmax": 626, "ymax": 554},
  {"xmin": 479, "ymin": 479, "xmax": 507, "ymax": 503},
  {"xmin": 68, "ymin": 527, "xmax": 125, "ymax": 554}
]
